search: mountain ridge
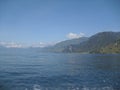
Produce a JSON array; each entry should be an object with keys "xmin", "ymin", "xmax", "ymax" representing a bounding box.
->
[
  {"xmin": 63, "ymin": 31, "xmax": 120, "ymax": 53},
  {"xmin": 42, "ymin": 37, "xmax": 88, "ymax": 52},
  {"xmin": 1, "ymin": 31, "xmax": 120, "ymax": 54}
]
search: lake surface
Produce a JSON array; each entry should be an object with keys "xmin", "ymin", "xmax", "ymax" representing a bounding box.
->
[{"xmin": 0, "ymin": 49, "xmax": 120, "ymax": 90}]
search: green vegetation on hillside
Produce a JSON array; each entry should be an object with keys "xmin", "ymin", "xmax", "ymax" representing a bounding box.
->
[{"xmin": 98, "ymin": 39, "xmax": 120, "ymax": 53}]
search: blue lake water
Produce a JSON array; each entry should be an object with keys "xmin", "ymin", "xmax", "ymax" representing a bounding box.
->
[{"xmin": 0, "ymin": 49, "xmax": 120, "ymax": 90}]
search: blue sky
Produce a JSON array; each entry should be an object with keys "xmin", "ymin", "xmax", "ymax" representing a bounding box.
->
[{"xmin": 0, "ymin": 0, "xmax": 120, "ymax": 46}]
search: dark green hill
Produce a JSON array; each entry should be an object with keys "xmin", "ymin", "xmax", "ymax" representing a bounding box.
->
[{"xmin": 97, "ymin": 39, "xmax": 120, "ymax": 53}]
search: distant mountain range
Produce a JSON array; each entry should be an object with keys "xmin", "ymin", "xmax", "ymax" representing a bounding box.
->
[
  {"xmin": 63, "ymin": 31, "xmax": 120, "ymax": 53},
  {"xmin": 1, "ymin": 31, "xmax": 120, "ymax": 54},
  {"xmin": 43, "ymin": 31, "xmax": 120, "ymax": 53},
  {"xmin": 42, "ymin": 37, "xmax": 88, "ymax": 52}
]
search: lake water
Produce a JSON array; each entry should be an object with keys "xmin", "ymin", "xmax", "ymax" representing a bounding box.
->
[{"xmin": 0, "ymin": 49, "xmax": 120, "ymax": 90}]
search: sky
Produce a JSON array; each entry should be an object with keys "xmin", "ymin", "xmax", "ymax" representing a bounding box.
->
[{"xmin": 0, "ymin": 0, "xmax": 120, "ymax": 47}]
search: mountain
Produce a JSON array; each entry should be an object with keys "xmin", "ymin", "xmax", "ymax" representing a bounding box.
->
[
  {"xmin": 42, "ymin": 37, "xmax": 88, "ymax": 52},
  {"xmin": 97, "ymin": 39, "xmax": 120, "ymax": 53},
  {"xmin": 63, "ymin": 32, "xmax": 120, "ymax": 53},
  {"xmin": 1, "ymin": 31, "xmax": 119, "ymax": 54}
]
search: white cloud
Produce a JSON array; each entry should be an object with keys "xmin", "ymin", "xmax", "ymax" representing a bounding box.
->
[
  {"xmin": 31, "ymin": 42, "xmax": 46, "ymax": 48},
  {"xmin": 0, "ymin": 41, "xmax": 56, "ymax": 48},
  {"xmin": 66, "ymin": 32, "xmax": 85, "ymax": 39},
  {"xmin": 31, "ymin": 42, "xmax": 56, "ymax": 48},
  {"xmin": 0, "ymin": 42, "xmax": 24, "ymax": 48}
]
